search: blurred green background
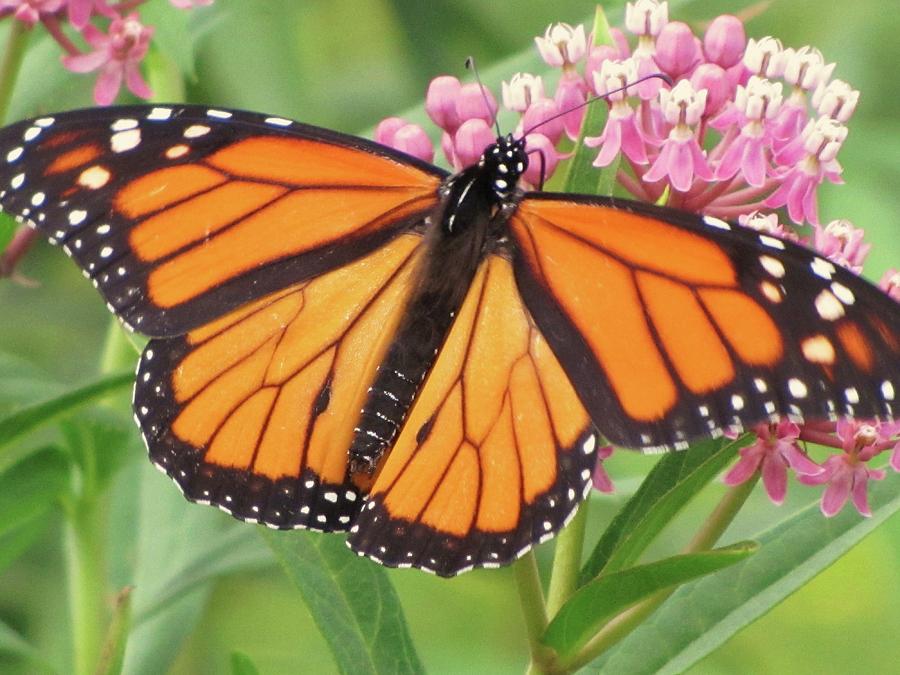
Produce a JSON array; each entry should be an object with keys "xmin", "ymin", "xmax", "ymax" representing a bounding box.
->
[{"xmin": 0, "ymin": 0, "xmax": 898, "ymax": 673}]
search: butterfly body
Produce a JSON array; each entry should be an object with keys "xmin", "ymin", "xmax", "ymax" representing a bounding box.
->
[{"xmin": 1, "ymin": 104, "xmax": 897, "ymax": 576}]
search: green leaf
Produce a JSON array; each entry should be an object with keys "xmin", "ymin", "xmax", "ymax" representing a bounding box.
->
[
  {"xmin": 263, "ymin": 529, "xmax": 424, "ymax": 675},
  {"xmin": 581, "ymin": 437, "xmax": 745, "ymax": 582},
  {"xmin": 95, "ymin": 587, "xmax": 133, "ymax": 675},
  {"xmin": 0, "ymin": 371, "xmax": 132, "ymax": 454},
  {"xmin": 544, "ymin": 542, "xmax": 757, "ymax": 662},
  {"xmin": 140, "ymin": 0, "xmax": 199, "ymax": 81},
  {"xmin": 0, "ymin": 211, "xmax": 15, "ymax": 251},
  {"xmin": 59, "ymin": 409, "xmax": 138, "ymax": 496},
  {"xmin": 0, "ymin": 512, "xmax": 50, "ymax": 573},
  {"xmin": 120, "ymin": 462, "xmax": 273, "ymax": 674},
  {"xmin": 0, "ymin": 446, "xmax": 69, "ymax": 538},
  {"xmin": 589, "ymin": 474, "xmax": 900, "ymax": 674},
  {"xmin": 0, "ymin": 618, "xmax": 58, "ymax": 673},
  {"xmin": 230, "ymin": 651, "xmax": 261, "ymax": 675}
]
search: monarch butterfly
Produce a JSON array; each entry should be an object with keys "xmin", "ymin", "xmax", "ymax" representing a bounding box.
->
[{"xmin": 0, "ymin": 104, "xmax": 897, "ymax": 577}]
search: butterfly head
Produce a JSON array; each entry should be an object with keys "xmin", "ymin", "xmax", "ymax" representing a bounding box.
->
[{"xmin": 480, "ymin": 133, "xmax": 528, "ymax": 201}]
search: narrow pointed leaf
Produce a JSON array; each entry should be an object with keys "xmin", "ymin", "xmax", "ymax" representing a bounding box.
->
[
  {"xmin": 581, "ymin": 437, "xmax": 745, "ymax": 582},
  {"xmin": 544, "ymin": 542, "xmax": 757, "ymax": 661},
  {"xmin": 0, "ymin": 446, "xmax": 69, "ymax": 537},
  {"xmin": 263, "ymin": 530, "xmax": 424, "ymax": 675}
]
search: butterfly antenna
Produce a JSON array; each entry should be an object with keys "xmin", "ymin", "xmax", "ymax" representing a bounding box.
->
[
  {"xmin": 465, "ymin": 56, "xmax": 502, "ymax": 137},
  {"xmin": 521, "ymin": 72, "xmax": 672, "ymax": 138}
]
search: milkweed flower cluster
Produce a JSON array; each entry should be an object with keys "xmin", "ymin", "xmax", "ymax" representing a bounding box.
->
[
  {"xmin": 0, "ymin": 0, "xmax": 213, "ymax": 105},
  {"xmin": 375, "ymin": 1, "xmax": 899, "ymax": 515}
]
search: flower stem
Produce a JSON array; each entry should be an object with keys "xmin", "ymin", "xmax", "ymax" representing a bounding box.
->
[
  {"xmin": 65, "ymin": 496, "xmax": 108, "ymax": 675},
  {"xmin": 560, "ymin": 476, "xmax": 760, "ymax": 672},
  {"xmin": 545, "ymin": 500, "xmax": 588, "ymax": 617},
  {"xmin": 0, "ymin": 20, "xmax": 30, "ymax": 123},
  {"xmin": 513, "ymin": 552, "xmax": 553, "ymax": 674}
]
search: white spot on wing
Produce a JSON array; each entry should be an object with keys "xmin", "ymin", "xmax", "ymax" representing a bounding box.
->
[
  {"xmin": 111, "ymin": 129, "xmax": 141, "ymax": 153},
  {"xmin": 759, "ymin": 235, "xmax": 785, "ymax": 250},
  {"xmin": 830, "ymin": 281, "xmax": 855, "ymax": 305},
  {"xmin": 703, "ymin": 215, "xmax": 731, "ymax": 230},
  {"xmin": 184, "ymin": 124, "xmax": 210, "ymax": 138},
  {"xmin": 265, "ymin": 117, "xmax": 292, "ymax": 126},
  {"xmin": 759, "ymin": 255, "xmax": 785, "ymax": 278},
  {"xmin": 814, "ymin": 289, "xmax": 844, "ymax": 321},
  {"xmin": 788, "ymin": 378, "xmax": 808, "ymax": 398}
]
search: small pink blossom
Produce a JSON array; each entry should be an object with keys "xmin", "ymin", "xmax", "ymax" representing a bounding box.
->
[
  {"xmin": 703, "ymin": 14, "xmax": 746, "ymax": 69},
  {"xmin": 592, "ymin": 445, "xmax": 616, "ymax": 493},
  {"xmin": 0, "ymin": 0, "xmax": 63, "ymax": 25},
  {"xmin": 62, "ymin": 13, "xmax": 154, "ymax": 106},
  {"xmin": 519, "ymin": 98, "xmax": 564, "ymax": 145},
  {"xmin": 811, "ymin": 219, "xmax": 871, "ymax": 272},
  {"xmin": 534, "ymin": 22, "xmax": 587, "ymax": 67},
  {"xmin": 455, "ymin": 82, "xmax": 498, "ymax": 128},
  {"xmin": 723, "ymin": 420, "xmax": 821, "ymax": 505},
  {"xmin": 521, "ymin": 133, "xmax": 563, "ymax": 187},
  {"xmin": 737, "ymin": 211, "xmax": 801, "ymax": 242},
  {"xmin": 798, "ymin": 419, "xmax": 888, "ymax": 517},
  {"xmin": 879, "ymin": 269, "xmax": 900, "ymax": 303},
  {"xmin": 653, "ymin": 21, "xmax": 701, "ymax": 79},
  {"xmin": 813, "ymin": 79, "xmax": 859, "ymax": 123},
  {"xmin": 625, "ymin": 0, "xmax": 668, "ymax": 53},
  {"xmin": 553, "ymin": 73, "xmax": 587, "ymax": 141},
  {"xmin": 452, "ymin": 118, "xmax": 494, "ymax": 169},
  {"xmin": 67, "ymin": 0, "xmax": 114, "ymax": 28},
  {"xmin": 425, "ymin": 76, "xmax": 463, "ymax": 133},
  {"xmin": 643, "ymin": 79, "xmax": 713, "ymax": 191},
  {"xmin": 743, "ymin": 36, "xmax": 786, "ymax": 79},
  {"xmin": 375, "ymin": 118, "xmax": 433, "ymax": 163},
  {"xmin": 502, "ymin": 73, "xmax": 544, "ymax": 113},
  {"xmin": 586, "ymin": 59, "xmax": 648, "ymax": 166}
]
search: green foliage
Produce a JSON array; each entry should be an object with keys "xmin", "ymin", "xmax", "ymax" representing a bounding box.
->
[{"xmin": 263, "ymin": 530, "xmax": 424, "ymax": 675}]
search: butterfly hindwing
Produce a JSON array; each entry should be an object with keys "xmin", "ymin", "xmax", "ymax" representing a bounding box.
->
[
  {"xmin": 0, "ymin": 106, "xmax": 445, "ymax": 336},
  {"xmin": 134, "ymin": 234, "xmax": 425, "ymax": 531},
  {"xmin": 510, "ymin": 193, "xmax": 900, "ymax": 452},
  {"xmin": 347, "ymin": 255, "xmax": 598, "ymax": 575}
]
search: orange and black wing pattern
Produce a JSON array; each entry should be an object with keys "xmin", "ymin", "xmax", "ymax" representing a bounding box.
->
[
  {"xmin": 348, "ymin": 255, "xmax": 598, "ymax": 575},
  {"xmin": 0, "ymin": 106, "xmax": 444, "ymax": 336},
  {"xmin": 135, "ymin": 234, "xmax": 424, "ymax": 530},
  {"xmin": 510, "ymin": 193, "xmax": 900, "ymax": 452}
]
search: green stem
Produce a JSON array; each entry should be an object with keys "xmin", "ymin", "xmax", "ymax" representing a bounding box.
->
[
  {"xmin": 513, "ymin": 552, "xmax": 553, "ymax": 675},
  {"xmin": 561, "ymin": 476, "xmax": 760, "ymax": 672},
  {"xmin": 545, "ymin": 500, "xmax": 588, "ymax": 617},
  {"xmin": 65, "ymin": 496, "xmax": 107, "ymax": 675},
  {"xmin": 0, "ymin": 21, "xmax": 31, "ymax": 124}
]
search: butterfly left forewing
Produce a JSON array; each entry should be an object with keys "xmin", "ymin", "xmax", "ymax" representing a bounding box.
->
[
  {"xmin": 135, "ymin": 233, "xmax": 424, "ymax": 530},
  {"xmin": 509, "ymin": 194, "xmax": 900, "ymax": 452},
  {"xmin": 347, "ymin": 255, "xmax": 598, "ymax": 576},
  {"xmin": 0, "ymin": 106, "xmax": 444, "ymax": 336}
]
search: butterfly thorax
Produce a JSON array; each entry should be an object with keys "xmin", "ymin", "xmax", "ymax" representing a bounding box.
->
[{"xmin": 347, "ymin": 135, "xmax": 527, "ymax": 474}]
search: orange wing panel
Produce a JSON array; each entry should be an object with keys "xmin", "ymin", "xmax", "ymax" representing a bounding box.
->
[
  {"xmin": 836, "ymin": 321, "xmax": 874, "ymax": 372},
  {"xmin": 46, "ymin": 144, "xmax": 102, "ymax": 175},
  {"xmin": 206, "ymin": 136, "xmax": 443, "ymax": 188},
  {"xmin": 115, "ymin": 165, "xmax": 227, "ymax": 217},
  {"xmin": 699, "ymin": 288, "xmax": 783, "ymax": 366}
]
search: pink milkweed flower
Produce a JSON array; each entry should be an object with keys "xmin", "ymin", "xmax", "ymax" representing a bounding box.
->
[
  {"xmin": 62, "ymin": 12, "xmax": 154, "ymax": 106},
  {"xmin": 765, "ymin": 116, "xmax": 846, "ymax": 224},
  {"xmin": 67, "ymin": 0, "xmax": 115, "ymax": 28},
  {"xmin": 535, "ymin": 22, "xmax": 587, "ymax": 68},
  {"xmin": 502, "ymin": 73, "xmax": 544, "ymax": 113},
  {"xmin": 554, "ymin": 72, "xmax": 587, "ymax": 141},
  {"xmin": 813, "ymin": 79, "xmax": 859, "ymax": 123},
  {"xmin": 811, "ymin": 219, "xmax": 871, "ymax": 273},
  {"xmin": 519, "ymin": 98, "xmax": 564, "ymax": 145},
  {"xmin": 782, "ymin": 46, "xmax": 835, "ymax": 92},
  {"xmin": 625, "ymin": 0, "xmax": 668, "ymax": 55},
  {"xmin": 426, "ymin": 76, "xmax": 463, "ymax": 133},
  {"xmin": 521, "ymin": 133, "xmax": 563, "ymax": 187},
  {"xmin": 375, "ymin": 118, "xmax": 434, "ymax": 163},
  {"xmin": 455, "ymin": 82, "xmax": 498, "ymax": 128},
  {"xmin": 0, "ymin": 0, "xmax": 63, "ymax": 25},
  {"xmin": 452, "ymin": 118, "xmax": 495, "ymax": 169},
  {"xmin": 743, "ymin": 36, "xmax": 786, "ymax": 79},
  {"xmin": 798, "ymin": 419, "xmax": 887, "ymax": 517},
  {"xmin": 703, "ymin": 14, "xmax": 746, "ymax": 69},
  {"xmin": 714, "ymin": 76, "xmax": 784, "ymax": 187},
  {"xmin": 653, "ymin": 21, "xmax": 701, "ymax": 79},
  {"xmin": 723, "ymin": 420, "xmax": 821, "ymax": 505},
  {"xmin": 738, "ymin": 211, "xmax": 801, "ymax": 242},
  {"xmin": 643, "ymin": 79, "xmax": 714, "ymax": 192},
  {"xmin": 879, "ymin": 269, "xmax": 900, "ymax": 303},
  {"xmin": 585, "ymin": 59, "xmax": 649, "ymax": 167},
  {"xmin": 592, "ymin": 444, "xmax": 616, "ymax": 493}
]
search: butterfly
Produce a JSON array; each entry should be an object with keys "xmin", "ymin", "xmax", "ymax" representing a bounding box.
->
[{"xmin": 0, "ymin": 104, "xmax": 897, "ymax": 576}]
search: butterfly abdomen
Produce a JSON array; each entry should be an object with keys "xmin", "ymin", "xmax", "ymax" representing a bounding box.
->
[{"xmin": 349, "ymin": 167, "xmax": 501, "ymax": 474}]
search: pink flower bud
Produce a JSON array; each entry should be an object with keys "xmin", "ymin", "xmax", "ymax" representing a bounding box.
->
[
  {"xmin": 585, "ymin": 45, "xmax": 621, "ymax": 94},
  {"xmin": 425, "ymin": 75, "xmax": 463, "ymax": 133},
  {"xmin": 455, "ymin": 82, "xmax": 498, "ymax": 127},
  {"xmin": 453, "ymin": 118, "xmax": 495, "ymax": 168},
  {"xmin": 521, "ymin": 98, "xmax": 563, "ymax": 144},
  {"xmin": 374, "ymin": 117, "xmax": 407, "ymax": 146},
  {"xmin": 393, "ymin": 124, "xmax": 434, "ymax": 163},
  {"xmin": 608, "ymin": 28, "xmax": 632, "ymax": 58},
  {"xmin": 654, "ymin": 22, "xmax": 701, "ymax": 79},
  {"xmin": 703, "ymin": 15, "xmax": 746, "ymax": 69},
  {"xmin": 690, "ymin": 63, "xmax": 730, "ymax": 116},
  {"xmin": 522, "ymin": 133, "xmax": 562, "ymax": 186}
]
